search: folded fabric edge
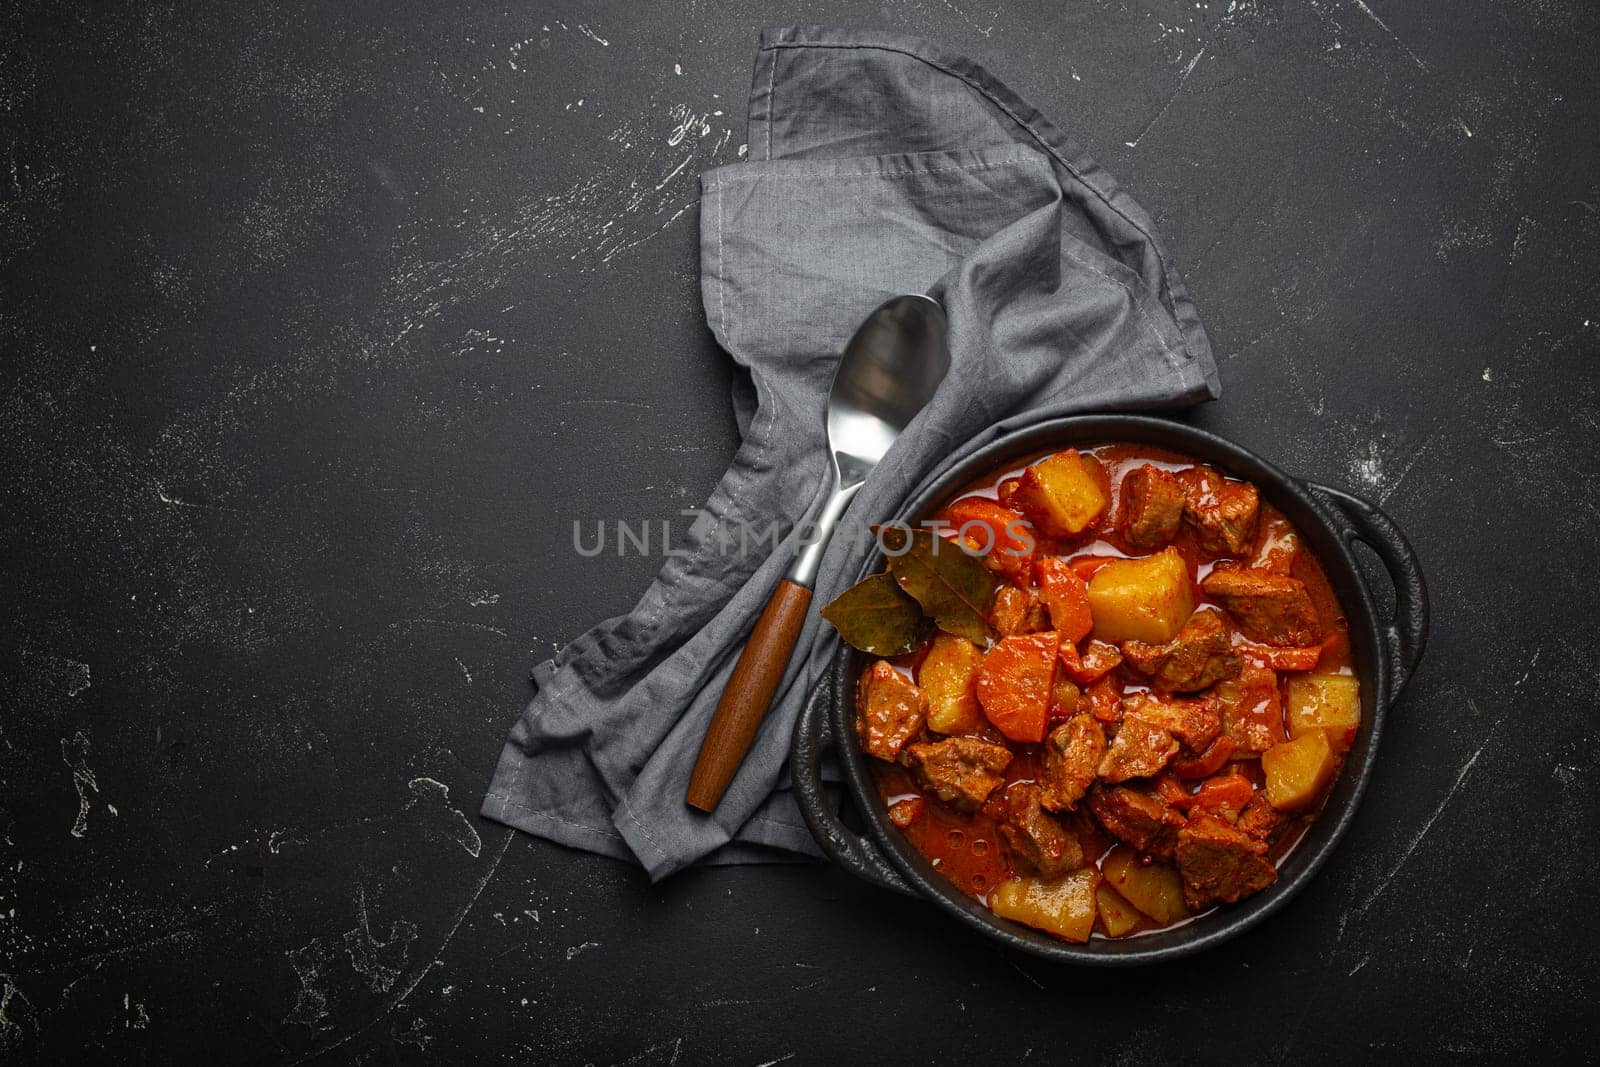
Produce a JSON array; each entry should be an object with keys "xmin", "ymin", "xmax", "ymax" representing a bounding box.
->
[
  {"xmin": 614, "ymin": 793, "xmax": 826, "ymax": 882},
  {"xmin": 483, "ymin": 782, "xmax": 827, "ymax": 874},
  {"xmin": 698, "ymin": 142, "xmax": 1051, "ymax": 187},
  {"xmin": 752, "ymin": 25, "xmax": 1221, "ymax": 399},
  {"xmin": 481, "ymin": 788, "xmax": 639, "ymax": 864},
  {"xmin": 482, "ymin": 739, "xmax": 830, "ymax": 878}
]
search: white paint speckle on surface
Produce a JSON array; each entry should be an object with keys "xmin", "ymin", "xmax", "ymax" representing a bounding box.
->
[
  {"xmin": 1350, "ymin": 440, "xmax": 1385, "ymax": 494},
  {"xmin": 665, "ymin": 103, "xmax": 712, "ymax": 147},
  {"xmin": 285, "ymin": 939, "xmax": 333, "ymax": 1030},
  {"xmin": 61, "ymin": 731, "xmax": 103, "ymax": 838},
  {"xmin": 1125, "ymin": 47, "xmax": 1206, "ymax": 149},
  {"xmin": 1354, "ymin": 743, "xmax": 1485, "ymax": 919},
  {"xmin": 343, "ymin": 885, "xmax": 419, "ymax": 994},
  {"xmin": 407, "ymin": 777, "xmax": 484, "ymax": 858},
  {"xmin": 1350, "ymin": 0, "xmax": 1429, "ymax": 72},
  {"xmin": 1508, "ymin": 215, "xmax": 1533, "ymax": 265},
  {"xmin": 124, "ymin": 992, "xmax": 151, "ymax": 1030}
]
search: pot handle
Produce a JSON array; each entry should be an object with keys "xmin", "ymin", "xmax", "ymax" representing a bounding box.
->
[
  {"xmin": 1302, "ymin": 481, "xmax": 1429, "ymax": 696},
  {"xmin": 791, "ymin": 664, "xmax": 914, "ymax": 896}
]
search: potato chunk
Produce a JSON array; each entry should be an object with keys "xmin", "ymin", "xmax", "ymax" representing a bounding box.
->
[
  {"xmin": 918, "ymin": 634, "xmax": 987, "ymax": 736},
  {"xmin": 988, "ymin": 868, "xmax": 1100, "ymax": 943},
  {"xmin": 1009, "ymin": 450, "xmax": 1109, "ymax": 536},
  {"xmin": 1285, "ymin": 674, "xmax": 1361, "ymax": 744},
  {"xmin": 1095, "ymin": 885, "xmax": 1144, "ymax": 938},
  {"xmin": 1261, "ymin": 730, "xmax": 1336, "ymax": 812},
  {"xmin": 1100, "ymin": 847, "xmax": 1190, "ymax": 926},
  {"xmin": 1086, "ymin": 548, "xmax": 1194, "ymax": 644}
]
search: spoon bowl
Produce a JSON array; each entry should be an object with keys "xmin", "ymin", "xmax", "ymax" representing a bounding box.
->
[{"xmin": 827, "ymin": 294, "xmax": 951, "ymax": 488}]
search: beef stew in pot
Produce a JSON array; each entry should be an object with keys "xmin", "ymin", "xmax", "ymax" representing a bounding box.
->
[{"xmin": 825, "ymin": 443, "xmax": 1360, "ymax": 943}]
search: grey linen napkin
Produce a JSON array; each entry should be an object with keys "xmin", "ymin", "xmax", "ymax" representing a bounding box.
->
[{"xmin": 482, "ymin": 27, "xmax": 1220, "ymax": 880}]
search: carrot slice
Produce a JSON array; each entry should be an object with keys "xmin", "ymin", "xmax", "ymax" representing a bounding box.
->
[
  {"xmin": 1236, "ymin": 642, "xmax": 1323, "ymax": 672},
  {"xmin": 1173, "ymin": 735, "xmax": 1238, "ymax": 779},
  {"xmin": 975, "ymin": 632, "xmax": 1060, "ymax": 743},
  {"xmin": 1190, "ymin": 773, "xmax": 1255, "ymax": 819},
  {"xmin": 1083, "ymin": 675, "xmax": 1122, "ymax": 725},
  {"xmin": 1067, "ymin": 554, "xmax": 1120, "ymax": 582},
  {"xmin": 939, "ymin": 496, "xmax": 1036, "ymax": 583}
]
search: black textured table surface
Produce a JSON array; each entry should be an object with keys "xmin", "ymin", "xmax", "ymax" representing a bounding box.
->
[{"xmin": 4, "ymin": 2, "xmax": 1597, "ymax": 1062}]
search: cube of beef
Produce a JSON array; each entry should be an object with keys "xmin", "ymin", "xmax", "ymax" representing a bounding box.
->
[
  {"xmin": 1096, "ymin": 713, "xmax": 1180, "ymax": 783},
  {"xmin": 1120, "ymin": 465, "xmax": 1186, "ymax": 548},
  {"xmin": 1249, "ymin": 507, "xmax": 1300, "ymax": 575},
  {"xmin": 902, "ymin": 737, "xmax": 1012, "ymax": 812},
  {"xmin": 1088, "ymin": 785, "xmax": 1185, "ymax": 859},
  {"xmin": 1122, "ymin": 609, "xmax": 1243, "ymax": 692},
  {"xmin": 1040, "ymin": 713, "xmax": 1106, "ymax": 812},
  {"xmin": 1120, "ymin": 692, "xmax": 1223, "ymax": 753},
  {"xmin": 1175, "ymin": 811, "xmax": 1278, "ymax": 909},
  {"xmin": 855, "ymin": 661, "xmax": 928, "ymax": 763},
  {"xmin": 1202, "ymin": 567, "xmax": 1323, "ymax": 647},
  {"xmin": 998, "ymin": 782, "xmax": 1085, "ymax": 877},
  {"xmin": 989, "ymin": 585, "xmax": 1051, "ymax": 637},
  {"xmin": 1235, "ymin": 793, "xmax": 1287, "ymax": 843},
  {"xmin": 1178, "ymin": 466, "xmax": 1260, "ymax": 556},
  {"xmin": 1215, "ymin": 664, "xmax": 1289, "ymax": 754}
]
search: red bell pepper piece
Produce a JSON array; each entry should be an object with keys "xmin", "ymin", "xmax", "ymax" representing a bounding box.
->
[{"xmin": 1034, "ymin": 557, "xmax": 1094, "ymax": 643}]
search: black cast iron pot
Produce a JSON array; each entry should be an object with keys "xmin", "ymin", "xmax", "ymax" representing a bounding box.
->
[{"xmin": 791, "ymin": 415, "xmax": 1427, "ymax": 964}]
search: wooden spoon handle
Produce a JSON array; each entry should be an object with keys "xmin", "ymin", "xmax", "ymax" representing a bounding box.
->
[{"xmin": 686, "ymin": 579, "xmax": 813, "ymax": 813}]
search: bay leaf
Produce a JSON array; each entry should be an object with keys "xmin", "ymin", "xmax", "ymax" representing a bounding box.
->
[
  {"xmin": 881, "ymin": 526, "xmax": 997, "ymax": 645},
  {"xmin": 820, "ymin": 572, "xmax": 933, "ymax": 656}
]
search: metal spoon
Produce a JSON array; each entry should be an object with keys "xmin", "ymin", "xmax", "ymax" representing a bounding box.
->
[{"xmin": 686, "ymin": 294, "xmax": 950, "ymax": 813}]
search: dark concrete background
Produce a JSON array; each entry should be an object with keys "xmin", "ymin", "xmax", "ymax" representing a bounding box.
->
[{"xmin": 3, "ymin": 0, "xmax": 1597, "ymax": 1062}]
